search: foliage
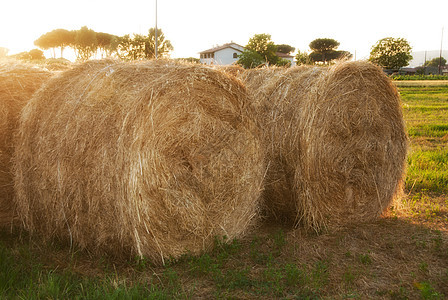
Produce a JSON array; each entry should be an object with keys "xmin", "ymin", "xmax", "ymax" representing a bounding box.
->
[
  {"xmin": 238, "ymin": 34, "xmax": 295, "ymax": 68},
  {"xmin": 33, "ymin": 26, "xmax": 172, "ymax": 61},
  {"xmin": 74, "ymin": 26, "xmax": 98, "ymax": 61},
  {"xmin": 391, "ymin": 74, "xmax": 448, "ymax": 81},
  {"xmin": 276, "ymin": 44, "xmax": 295, "ymax": 54},
  {"xmin": 116, "ymin": 28, "xmax": 173, "ymax": 60},
  {"xmin": 10, "ymin": 49, "xmax": 45, "ymax": 61},
  {"xmin": 96, "ymin": 32, "xmax": 119, "ymax": 58},
  {"xmin": 28, "ymin": 49, "xmax": 46, "ymax": 60},
  {"xmin": 424, "ymin": 57, "xmax": 447, "ymax": 68},
  {"xmin": 308, "ymin": 38, "xmax": 351, "ymax": 64},
  {"xmin": 236, "ymin": 49, "xmax": 265, "ymax": 69},
  {"xmin": 144, "ymin": 28, "xmax": 174, "ymax": 59},
  {"xmin": 295, "ymin": 50, "xmax": 312, "ymax": 65},
  {"xmin": 309, "ymin": 38, "xmax": 340, "ymax": 53},
  {"xmin": 369, "ymin": 37, "xmax": 413, "ymax": 70},
  {"xmin": 246, "ymin": 33, "xmax": 278, "ymax": 65},
  {"xmin": 276, "ymin": 58, "xmax": 292, "ymax": 67},
  {"xmin": 34, "ymin": 29, "xmax": 74, "ymax": 58}
]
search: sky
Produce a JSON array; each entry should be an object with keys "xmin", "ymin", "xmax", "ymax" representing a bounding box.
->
[{"xmin": 1, "ymin": 0, "xmax": 447, "ymax": 64}]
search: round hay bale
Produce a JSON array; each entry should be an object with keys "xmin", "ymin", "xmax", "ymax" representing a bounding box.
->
[
  {"xmin": 0, "ymin": 60, "xmax": 51, "ymax": 227},
  {"xmin": 13, "ymin": 59, "xmax": 265, "ymax": 264},
  {"xmin": 239, "ymin": 65, "xmax": 325, "ymax": 224},
  {"xmin": 240, "ymin": 61, "xmax": 408, "ymax": 231},
  {"xmin": 212, "ymin": 64, "xmax": 246, "ymax": 78},
  {"xmin": 297, "ymin": 61, "xmax": 408, "ymax": 231}
]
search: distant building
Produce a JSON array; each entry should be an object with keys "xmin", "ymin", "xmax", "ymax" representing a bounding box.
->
[
  {"xmin": 199, "ymin": 42, "xmax": 245, "ymax": 65},
  {"xmin": 199, "ymin": 42, "xmax": 297, "ymax": 66},
  {"xmin": 276, "ymin": 52, "xmax": 296, "ymax": 67}
]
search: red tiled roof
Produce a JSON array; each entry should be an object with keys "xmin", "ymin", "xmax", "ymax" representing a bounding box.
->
[
  {"xmin": 199, "ymin": 43, "xmax": 245, "ymax": 54},
  {"xmin": 276, "ymin": 52, "xmax": 293, "ymax": 58}
]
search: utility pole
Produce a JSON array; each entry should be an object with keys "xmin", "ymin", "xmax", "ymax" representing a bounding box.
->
[
  {"xmin": 155, "ymin": 0, "xmax": 158, "ymax": 59},
  {"xmin": 424, "ymin": 50, "xmax": 427, "ymax": 75},
  {"xmin": 439, "ymin": 27, "xmax": 444, "ymax": 75}
]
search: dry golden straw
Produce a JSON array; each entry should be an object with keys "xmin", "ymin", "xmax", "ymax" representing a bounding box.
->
[
  {"xmin": 14, "ymin": 59, "xmax": 265, "ymax": 264},
  {"xmin": 240, "ymin": 61, "xmax": 408, "ymax": 231},
  {"xmin": 0, "ymin": 60, "xmax": 51, "ymax": 227}
]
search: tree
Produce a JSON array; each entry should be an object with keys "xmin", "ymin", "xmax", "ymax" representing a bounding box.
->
[
  {"xmin": 116, "ymin": 28, "xmax": 172, "ymax": 60},
  {"xmin": 11, "ymin": 49, "xmax": 45, "ymax": 61},
  {"xmin": 295, "ymin": 50, "xmax": 311, "ymax": 65},
  {"xmin": 144, "ymin": 28, "xmax": 173, "ymax": 59},
  {"xmin": 236, "ymin": 49, "xmax": 265, "ymax": 68},
  {"xmin": 276, "ymin": 44, "xmax": 295, "ymax": 54},
  {"xmin": 28, "ymin": 49, "xmax": 45, "ymax": 60},
  {"xmin": 74, "ymin": 26, "xmax": 98, "ymax": 61},
  {"xmin": 424, "ymin": 56, "xmax": 446, "ymax": 67},
  {"xmin": 52, "ymin": 29, "xmax": 74, "ymax": 58},
  {"xmin": 246, "ymin": 33, "xmax": 278, "ymax": 65},
  {"xmin": 369, "ymin": 37, "xmax": 413, "ymax": 70},
  {"xmin": 34, "ymin": 29, "xmax": 74, "ymax": 58},
  {"xmin": 96, "ymin": 32, "xmax": 118, "ymax": 58},
  {"xmin": 308, "ymin": 38, "xmax": 350, "ymax": 64},
  {"xmin": 34, "ymin": 31, "xmax": 58, "ymax": 58}
]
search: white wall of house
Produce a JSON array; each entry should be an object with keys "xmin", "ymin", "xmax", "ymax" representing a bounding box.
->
[
  {"xmin": 213, "ymin": 47, "xmax": 243, "ymax": 65},
  {"xmin": 200, "ymin": 43, "xmax": 244, "ymax": 65}
]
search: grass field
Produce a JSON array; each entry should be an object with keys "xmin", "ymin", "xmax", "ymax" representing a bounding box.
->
[{"xmin": 1, "ymin": 84, "xmax": 447, "ymax": 299}]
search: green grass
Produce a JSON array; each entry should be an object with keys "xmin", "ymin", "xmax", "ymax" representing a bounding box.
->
[
  {"xmin": 399, "ymin": 85, "xmax": 448, "ymax": 193},
  {"xmin": 392, "ymin": 74, "xmax": 448, "ymax": 81}
]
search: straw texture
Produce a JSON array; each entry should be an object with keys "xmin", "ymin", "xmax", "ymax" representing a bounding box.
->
[
  {"xmin": 14, "ymin": 59, "xmax": 265, "ymax": 263},
  {"xmin": 240, "ymin": 61, "xmax": 408, "ymax": 231},
  {"xmin": 0, "ymin": 60, "xmax": 51, "ymax": 227}
]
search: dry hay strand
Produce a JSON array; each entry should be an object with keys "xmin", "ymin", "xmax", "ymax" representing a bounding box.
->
[
  {"xmin": 299, "ymin": 61, "xmax": 408, "ymax": 231},
  {"xmin": 13, "ymin": 59, "xmax": 265, "ymax": 264},
  {"xmin": 241, "ymin": 61, "xmax": 408, "ymax": 231},
  {"xmin": 212, "ymin": 64, "xmax": 246, "ymax": 78},
  {"xmin": 0, "ymin": 60, "xmax": 51, "ymax": 227},
  {"xmin": 239, "ymin": 65, "xmax": 325, "ymax": 224}
]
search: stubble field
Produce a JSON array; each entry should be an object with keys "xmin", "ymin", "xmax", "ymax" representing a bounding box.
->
[{"xmin": 0, "ymin": 83, "xmax": 447, "ymax": 299}]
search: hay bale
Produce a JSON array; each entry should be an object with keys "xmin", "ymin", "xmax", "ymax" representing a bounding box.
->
[
  {"xmin": 0, "ymin": 61, "xmax": 51, "ymax": 227},
  {"xmin": 14, "ymin": 59, "xmax": 264, "ymax": 264},
  {"xmin": 299, "ymin": 61, "xmax": 408, "ymax": 230},
  {"xmin": 241, "ymin": 61, "xmax": 408, "ymax": 231},
  {"xmin": 239, "ymin": 65, "xmax": 325, "ymax": 224},
  {"xmin": 213, "ymin": 64, "xmax": 246, "ymax": 78}
]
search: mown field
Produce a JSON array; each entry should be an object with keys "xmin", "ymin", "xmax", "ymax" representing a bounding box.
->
[{"xmin": 1, "ymin": 84, "xmax": 447, "ymax": 299}]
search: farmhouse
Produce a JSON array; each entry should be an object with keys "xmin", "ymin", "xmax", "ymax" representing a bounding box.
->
[
  {"xmin": 199, "ymin": 42, "xmax": 245, "ymax": 65},
  {"xmin": 199, "ymin": 42, "xmax": 296, "ymax": 67}
]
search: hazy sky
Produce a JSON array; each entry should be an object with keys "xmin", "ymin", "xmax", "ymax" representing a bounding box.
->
[{"xmin": 1, "ymin": 0, "xmax": 447, "ymax": 61}]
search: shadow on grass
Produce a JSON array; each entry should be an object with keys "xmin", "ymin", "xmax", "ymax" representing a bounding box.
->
[{"xmin": 0, "ymin": 208, "xmax": 447, "ymax": 299}]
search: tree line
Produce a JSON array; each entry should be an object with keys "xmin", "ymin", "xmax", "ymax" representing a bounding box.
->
[
  {"xmin": 237, "ymin": 34, "xmax": 417, "ymax": 70},
  {"xmin": 32, "ymin": 26, "xmax": 173, "ymax": 61},
  {"xmin": 236, "ymin": 34, "xmax": 353, "ymax": 68},
  {"xmin": 1, "ymin": 27, "xmax": 428, "ymax": 71}
]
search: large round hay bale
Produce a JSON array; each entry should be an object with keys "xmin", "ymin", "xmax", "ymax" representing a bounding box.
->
[
  {"xmin": 0, "ymin": 61, "xmax": 51, "ymax": 227},
  {"xmin": 13, "ymin": 59, "xmax": 264, "ymax": 264},
  {"xmin": 298, "ymin": 61, "xmax": 408, "ymax": 231},
  {"xmin": 239, "ymin": 65, "xmax": 325, "ymax": 224},
  {"xmin": 240, "ymin": 61, "xmax": 408, "ymax": 231}
]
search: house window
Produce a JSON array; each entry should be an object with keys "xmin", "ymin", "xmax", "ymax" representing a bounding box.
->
[{"xmin": 233, "ymin": 53, "xmax": 238, "ymax": 58}]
